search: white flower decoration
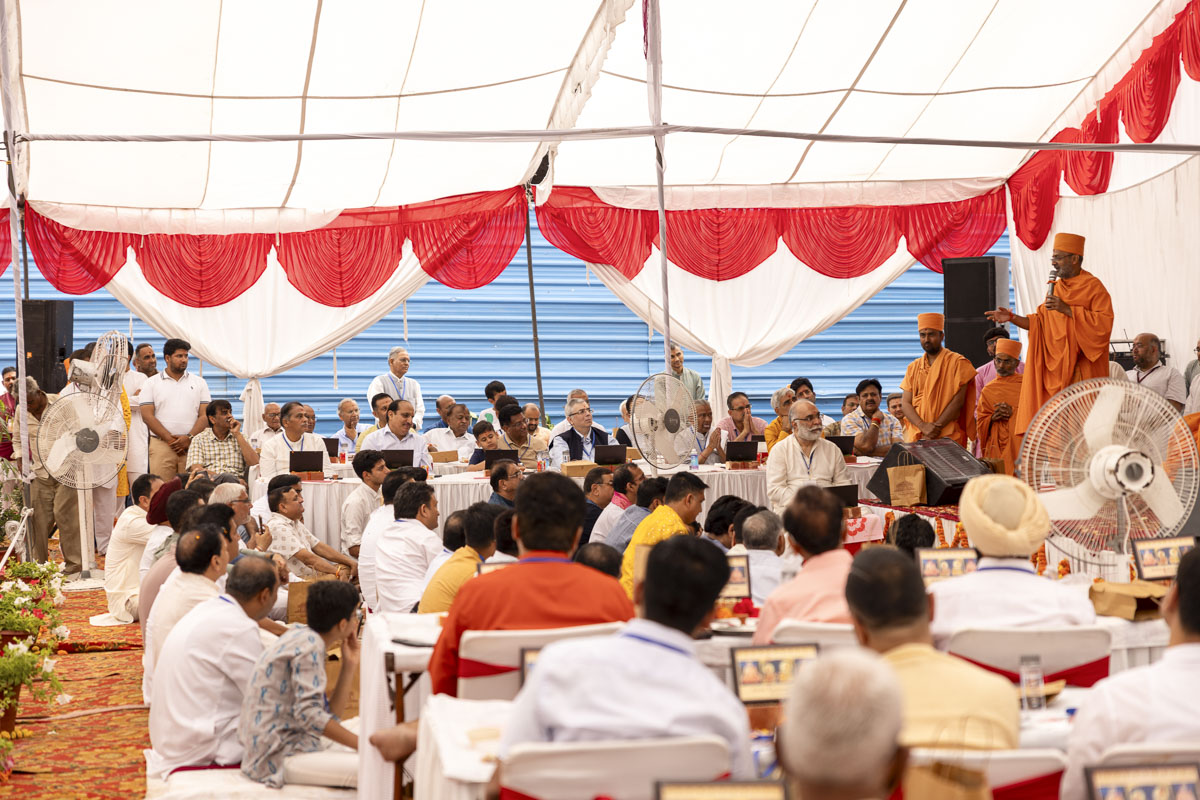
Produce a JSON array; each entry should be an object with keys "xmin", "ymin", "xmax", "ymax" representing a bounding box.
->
[
  {"xmin": 54, "ymin": 693, "xmax": 72, "ymax": 705},
  {"xmin": 51, "ymin": 625, "xmax": 70, "ymax": 640},
  {"xmin": 41, "ymin": 657, "xmax": 56, "ymax": 673}
]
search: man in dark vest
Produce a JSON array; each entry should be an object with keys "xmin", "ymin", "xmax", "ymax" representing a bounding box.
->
[{"xmin": 550, "ymin": 397, "xmax": 610, "ymax": 469}]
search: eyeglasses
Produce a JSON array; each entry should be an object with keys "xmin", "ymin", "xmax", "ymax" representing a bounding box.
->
[
  {"xmin": 794, "ymin": 413, "xmax": 821, "ymax": 423},
  {"xmin": 232, "ymin": 497, "xmax": 250, "ymax": 505},
  {"xmin": 731, "ymin": 405, "xmax": 751, "ymax": 412},
  {"xmin": 569, "ymin": 407, "xmax": 592, "ymax": 416}
]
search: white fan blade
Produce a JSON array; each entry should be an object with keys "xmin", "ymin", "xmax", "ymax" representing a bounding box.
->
[
  {"xmin": 654, "ymin": 426, "xmax": 678, "ymax": 462},
  {"xmin": 1083, "ymin": 384, "xmax": 1124, "ymax": 453},
  {"xmin": 45, "ymin": 434, "xmax": 77, "ymax": 473},
  {"xmin": 1038, "ymin": 483, "xmax": 1107, "ymax": 520},
  {"xmin": 1139, "ymin": 468, "xmax": 1185, "ymax": 528}
]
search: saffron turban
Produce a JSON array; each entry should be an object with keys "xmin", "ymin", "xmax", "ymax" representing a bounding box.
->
[
  {"xmin": 1052, "ymin": 232, "xmax": 1085, "ymax": 256},
  {"xmin": 916, "ymin": 313, "xmax": 944, "ymax": 332}
]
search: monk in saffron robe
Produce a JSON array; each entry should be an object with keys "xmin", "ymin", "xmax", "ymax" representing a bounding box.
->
[
  {"xmin": 900, "ymin": 312, "xmax": 977, "ymax": 448},
  {"xmin": 986, "ymin": 232, "xmax": 1113, "ymax": 436},
  {"xmin": 977, "ymin": 339, "xmax": 1024, "ymax": 475}
]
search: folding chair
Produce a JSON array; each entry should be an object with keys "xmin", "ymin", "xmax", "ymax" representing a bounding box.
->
[
  {"xmin": 946, "ymin": 626, "xmax": 1112, "ymax": 686},
  {"xmin": 769, "ymin": 620, "xmax": 859, "ymax": 649},
  {"xmin": 457, "ymin": 622, "xmax": 624, "ymax": 700}
]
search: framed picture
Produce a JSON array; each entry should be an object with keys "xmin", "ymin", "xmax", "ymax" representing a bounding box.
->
[
  {"xmin": 518, "ymin": 647, "xmax": 540, "ymax": 687},
  {"xmin": 722, "ymin": 554, "xmax": 752, "ymax": 600},
  {"xmin": 1085, "ymin": 762, "xmax": 1200, "ymax": 799},
  {"xmin": 656, "ymin": 780, "xmax": 790, "ymax": 799},
  {"xmin": 915, "ymin": 547, "xmax": 978, "ymax": 586},
  {"xmin": 730, "ymin": 644, "xmax": 819, "ymax": 705},
  {"xmin": 476, "ymin": 562, "xmax": 512, "ymax": 576},
  {"xmin": 1133, "ymin": 536, "xmax": 1197, "ymax": 582}
]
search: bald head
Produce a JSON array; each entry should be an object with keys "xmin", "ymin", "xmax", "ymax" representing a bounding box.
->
[{"xmin": 1132, "ymin": 332, "xmax": 1163, "ymax": 370}]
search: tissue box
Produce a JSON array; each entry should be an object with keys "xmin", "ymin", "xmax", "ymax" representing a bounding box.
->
[{"xmin": 561, "ymin": 460, "xmax": 598, "ymax": 478}]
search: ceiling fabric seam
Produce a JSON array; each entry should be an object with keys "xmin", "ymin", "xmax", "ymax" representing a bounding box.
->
[
  {"xmin": 280, "ymin": 0, "xmax": 323, "ymax": 208},
  {"xmin": 371, "ymin": 0, "xmax": 427, "ymax": 207}
]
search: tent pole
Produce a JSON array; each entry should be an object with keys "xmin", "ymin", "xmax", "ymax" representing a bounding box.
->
[
  {"xmin": 523, "ymin": 186, "xmax": 546, "ymax": 420},
  {"xmin": 645, "ymin": 0, "xmax": 672, "ymax": 373}
]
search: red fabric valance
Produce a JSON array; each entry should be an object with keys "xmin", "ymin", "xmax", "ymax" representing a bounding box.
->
[
  {"xmin": 25, "ymin": 208, "xmax": 130, "ymax": 295},
  {"xmin": 135, "ymin": 232, "xmax": 271, "ymax": 307},
  {"xmin": 278, "ymin": 224, "xmax": 407, "ymax": 307}
]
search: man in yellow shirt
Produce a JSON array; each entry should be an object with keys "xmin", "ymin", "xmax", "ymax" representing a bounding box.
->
[
  {"xmin": 763, "ymin": 386, "xmax": 796, "ymax": 452},
  {"xmin": 418, "ymin": 503, "xmax": 502, "ymax": 614},
  {"xmin": 845, "ymin": 546, "xmax": 1019, "ymax": 750},
  {"xmin": 618, "ymin": 472, "xmax": 707, "ymax": 597}
]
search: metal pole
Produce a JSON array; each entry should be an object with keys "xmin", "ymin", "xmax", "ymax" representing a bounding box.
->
[
  {"xmin": 20, "ymin": 208, "xmax": 27, "ymax": 299},
  {"xmin": 523, "ymin": 186, "xmax": 546, "ymax": 419},
  {"xmin": 645, "ymin": 0, "xmax": 672, "ymax": 373}
]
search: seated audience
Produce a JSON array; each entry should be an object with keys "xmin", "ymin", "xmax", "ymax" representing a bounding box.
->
[
  {"xmin": 550, "ymin": 397, "xmax": 611, "ymax": 469},
  {"xmin": 692, "ymin": 400, "xmax": 726, "ymax": 464},
  {"xmin": 139, "ymin": 478, "xmax": 188, "ymax": 580},
  {"xmin": 728, "ymin": 503, "xmax": 764, "ymax": 555},
  {"xmin": 1061, "ymin": 548, "xmax": 1200, "ymax": 800},
  {"xmin": 573, "ymin": 542, "xmax": 623, "ymax": 579},
  {"xmin": 266, "ymin": 485, "xmax": 356, "ymax": 580},
  {"xmin": 426, "ymin": 403, "xmax": 476, "ymax": 459},
  {"xmin": 341, "ymin": 450, "xmax": 386, "ymax": 558},
  {"xmin": 842, "ymin": 394, "xmax": 859, "ymax": 415},
  {"xmin": 137, "ymin": 489, "xmax": 204, "ymax": 639},
  {"xmin": 375, "ymin": 482, "xmax": 442, "ymax": 613},
  {"xmin": 929, "ymin": 474, "xmax": 1095, "ymax": 644},
  {"xmin": 613, "ymin": 396, "xmax": 634, "ymax": 447},
  {"xmin": 418, "ymin": 502, "xmax": 502, "ymax": 613},
  {"xmin": 754, "ymin": 486, "xmax": 853, "ymax": 643},
  {"xmin": 619, "ymin": 472, "xmax": 708, "ymax": 596},
  {"xmin": 421, "ymin": 509, "xmax": 468, "ymax": 590},
  {"xmin": 580, "ymin": 467, "xmax": 614, "ymax": 545},
  {"xmin": 846, "ymin": 547, "xmax": 1019, "ymax": 749},
  {"xmin": 887, "ymin": 392, "xmax": 905, "ymax": 422},
  {"xmin": 358, "ymin": 469, "xmax": 416, "ymax": 612},
  {"xmin": 766, "ymin": 400, "xmax": 851, "ymax": 515},
  {"xmin": 258, "ymin": 401, "xmax": 331, "ymax": 479},
  {"xmin": 476, "ymin": 380, "xmax": 508, "ymax": 428},
  {"xmin": 332, "ymin": 398, "xmax": 365, "ymax": 454},
  {"xmin": 702, "ymin": 494, "xmax": 751, "ymax": 553},
  {"xmin": 590, "ymin": 463, "xmax": 642, "ymax": 545},
  {"xmin": 763, "ymin": 386, "xmax": 796, "ymax": 452},
  {"xmin": 606, "ymin": 476, "xmax": 667, "ymax": 555},
  {"xmin": 523, "ymin": 402, "xmax": 552, "ymax": 440},
  {"xmin": 888, "ymin": 514, "xmax": 935, "ymax": 557},
  {"xmin": 359, "ymin": 398, "xmax": 433, "ymax": 470},
  {"xmin": 240, "ymin": 581, "xmax": 361, "ymax": 787},
  {"xmin": 488, "ymin": 459, "xmax": 521, "ymax": 508},
  {"xmin": 355, "ymin": 392, "xmax": 393, "ymax": 449},
  {"xmin": 249, "ymin": 472, "xmax": 300, "ymax": 529},
  {"xmin": 743, "ymin": 509, "xmax": 786, "ymax": 605},
  {"xmin": 841, "ymin": 379, "xmax": 904, "ymax": 458},
  {"xmin": 499, "ymin": 535, "xmax": 753, "ymax": 779},
  {"xmin": 146, "ymin": 555, "xmax": 279, "ymax": 778},
  {"xmin": 778, "ymin": 650, "xmax": 906, "ymax": 800},
  {"xmin": 429, "ymin": 472, "xmax": 635, "ymax": 696},
  {"xmin": 498, "ymin": 403, "xmax": 551, "ymax": 471},
  {"xmin": 185, "ymin": 398, "xmax": 259, "ymax": 476},
  {"xmin": 210, "ymin": 482, "xmax": 269, "ymax": 552},
  {"xmin": 424, "ymin": 394, "xmax": 455, "ymax": 432},
  {"xmin": 103, "ymin": 473, "xmax": 162, "ymax": 623},
  {"xmin": 466, "ymin": 420, "xmax": 501, "ymax": 471},
  {"xmin": 716, "ymin": 391, "xmax": 768, "ymax": 442},
  {"xmin": 549, "ymin": 389, "xmax": 608, "ymax": 437},
  {"xmin": 248, "ymin": 402, "xmax": 282, "ymax": 449},
  {"xmin": 791, "ymin": 377, "xmax": 838, "ymax": 427},
  {"xmin": 488, "ymin": 509, "xmax": 519, "ymax": 563}
]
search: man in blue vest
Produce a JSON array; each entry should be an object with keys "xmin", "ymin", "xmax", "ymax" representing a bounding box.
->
[{"xmin": 550, "ymin": 397, "xmax": 610, "ymax": 469}]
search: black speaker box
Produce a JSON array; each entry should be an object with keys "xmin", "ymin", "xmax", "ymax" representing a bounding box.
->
[
  {"xmin": 943, "ymin": 256, "xmax": 1010, "ymax": 367},
  {"xmin": 21, "ymin": 299, "xmax": 73, "ymax": 394},
  {"xmin": 867, "ymin": 439, "xmax": 994, "ymax": 506}
]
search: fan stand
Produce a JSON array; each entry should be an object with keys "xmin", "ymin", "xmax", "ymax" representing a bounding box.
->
[{"xmin": 66, "ymin": 466, "xmax": 104, "ymax": 592}]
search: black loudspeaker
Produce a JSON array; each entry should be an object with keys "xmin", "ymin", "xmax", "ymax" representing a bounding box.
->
[
  {"xmin": 21, "ymin": 299, "xmax": 73, "ymax": 394},
  {"xmin": 867, "ymin": 439, "xmax": 994, "ymax": 506},
  {"xmin": 943, "ymin": 256, "xmax": 1009, "ymax": 368}
]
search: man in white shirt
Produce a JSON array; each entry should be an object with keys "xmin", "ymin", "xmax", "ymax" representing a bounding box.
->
[
  {"xmin": 341, "ymin": 450, "xmax": 386, "ymax": 558},
  {"xmin": 146, "ymin": 556, "xmax": 280, "ymax": 779},
  {"xmin": 1127, "ymin": 332, "xmax": 1185, "ymax": 411},
  {"xmin": 929, "ymin": 474, "xmax": 1095, "ymax": 645},
  {"xmin": 498, "ymin": 534, "xmax": 754, "ymax": 780},
  {"xmin": 692, "ymin": 399, "xmax": 726, "ymax": 465},
  {"xmin": 743, "ymin": 509, "xmax": 785, "ymax": 605},
  {"xmin": 123, "ymin": 354, "xmax": 151, "ymax": 488},
  {"xmin": 355, "ymin": 392, "xmax": 392, "ymax": 450},
  {"xmin": 247, "ymin": 403, "xmax": 282, "ymax": 450},
  {"xmin": 1061, "ymin": 547, "xmax": 1200, "ymax": 800},
  {"xmin": 374, "ymin": 481, "xmax": 442, "ymax": 613},
  {"xmin": 139, "ymin": 338, "xmax": 212, "ymax": 480},
  {"xmin": 265, "ymin": 485, "xmax": 357, "ymax": 580},
  {"xmin": 103, "ymin": 474, "xmax": 162, "ymax": 623},
  {"xmin": 366, "ymin": 346, "xmax": 426, "ymax": 429},
  {"xmin": 550, "ymin": 397, "xmax": 611, "ymax": 469},
  {"xmin": 426, "ymin": 403, "xmax": 476, "ymax": 460},
  {"xmin": 332, "ymin": 398, "xmax": 365, "ymax": 456},
  {"xmin": 766, "ymin": 400, "xmax": 851, "ymax": 515},
  {"xmin": 424, "ymin": 394, "xmax": 456, "ymax": 432},
  {"xmin": 360, "ymin": 398, "xmax": 434, "ymax": 471},
  {"xmin": 258, "ymin": 401, "xmax": 331, "ymax": 479},
  {"xmin": 358, "ymin": 470, "xmax": 416, "ymax": 612},
  {"xmin": 549, "ymin": 389, "xmax": 609, "ymax": 438},
  {"xmin": 590, "ymin": 463, "xmax": 643, "ymax": 545}
]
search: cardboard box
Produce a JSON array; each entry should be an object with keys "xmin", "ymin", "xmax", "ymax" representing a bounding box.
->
[
  {"xmin": 1089, "ymin": 579, "xmax": 1168, "ymax": 621},
  {"xmin": 291, "ymin": 470, "xmax": 325, "ymax": 482},
  {"xmin": 431, "ymin": 450, "xmax": 459, "ymax": 463},
  {"xmin": 626, "ymin": 447, "xmax": 642, "ymax": 462},
  {"xmin": 727, "ymin": 461, "xmax": 758, "ymax": 471},
  {"xmin": 561, "ymin": 460, "xmax": 599, "ymax": 478},
  {"xmin": 325, "ymin": 650, "xmax": 361, "ymax": 720},
  {"xmin": 287, "ymin": 574, "xmax": 340, "ymax": 623}
]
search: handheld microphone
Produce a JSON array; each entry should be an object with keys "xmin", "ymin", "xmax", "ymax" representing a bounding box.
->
[{"xmin": 1046, "ymin": 266, "xmax": 1059, "ymax": 300}]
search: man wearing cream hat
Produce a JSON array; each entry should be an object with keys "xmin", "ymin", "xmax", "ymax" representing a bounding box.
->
[
  {"xmin": 976, "ymin": 339, "xmax": 1024, "ymax": 475},
  {"xmin": 929, "ymin": 474, "xmax": 1095, "ymax": 644},
  {"xmin": 899, "ymin": 312, "xmax": 977, "ymax": 447},
  {"xmin": 986, "ymin": 232, "xmax": 1113, "ymax": 437}
]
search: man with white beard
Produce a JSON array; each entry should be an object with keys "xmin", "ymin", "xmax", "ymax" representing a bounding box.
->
[{"xmin": 765, "ymin": 400, "xmax": 851, "ymax": 515}]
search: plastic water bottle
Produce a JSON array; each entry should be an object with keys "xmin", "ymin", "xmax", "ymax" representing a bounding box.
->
[
  {"xmin": 338, "ymin": 440, "xmax": 350, "ymax": 464},
  {"xmin": 1019, "ymin": 654, "xmax": 1045, "ymax": 711},
  {"xmin": 690, "ymin": 447, "xmax": 699, "ymax": 470}
]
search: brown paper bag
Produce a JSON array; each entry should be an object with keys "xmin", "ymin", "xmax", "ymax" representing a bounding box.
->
[
  {"xmin": 903, "ymin": 762, "xmax": 992, "ymax": 800},
  {"xmin": 325, "ymin": 651, "xmax": 361, "ymax": 719},
  {"xmin": 1089, "ymin": 579, "xmax": 1168, "ymax": 621},
  {"xmin": 888, "ymin": 453, "xmax": 927, "ymax": 506},
  {"xmin": 286, "ymin": 574, "xmax": 338, "ymax": 623}
]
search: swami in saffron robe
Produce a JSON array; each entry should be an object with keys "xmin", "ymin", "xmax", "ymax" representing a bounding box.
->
[
  {"xmin": 900, "ymin": 348, "xmax": 977, "ymax": 448},
  {"xmin": 977, "ymin": 373, "xmax": 1023, "ymax": 475}
]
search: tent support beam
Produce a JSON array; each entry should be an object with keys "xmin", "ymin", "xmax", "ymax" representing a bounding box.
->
[
  {"xmin": 646, "ymin": 0, "xmax": 672, "ymax": 373},
  {"xmin": 522, "ymin": 186, "xmax": 546, "ymax": 422}
]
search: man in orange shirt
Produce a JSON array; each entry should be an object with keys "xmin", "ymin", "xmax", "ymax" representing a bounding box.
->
[
  {"xmin": 977, "ymin": 339, "xmax": 1024, "ymax": 475},
  {"xmin": 428, "ymin": 472, "xmax": 635, "ymax": 696},
  {"xmin": 986, "ymin": 232, "xmax": 1113, "ymax": 436},
  {"xmin": 899, "ymin": 313, "xmax": 976, "ymax": 447}
]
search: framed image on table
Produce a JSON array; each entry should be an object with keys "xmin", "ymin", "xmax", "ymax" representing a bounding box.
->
[
  {"xmin": 1085, "ymin": 762, "xmax": 1200, "ymax": 799},
  {"xmin": 916, "ymin": 547, "xmax": 978, "ymax": 586},
  {"xmin": 721, "ymin": 554, "xmax": 752, "ymax": 600},
  {"xmin": 657, "ymin": 781, "xmax": 789, "ymax": 799},
  {"xmin": 1133, "ymin": 536, "xmax": 1196, "ymax": 582},
  {"xmin": 730, "ymin": 644, "xmax": 819, "ymax": 705},
  {"xmin": 518, "ymin": 647, "xmax": 540, "ymax": 686}
]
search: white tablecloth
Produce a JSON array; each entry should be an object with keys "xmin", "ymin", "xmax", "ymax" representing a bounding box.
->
[
  {"xmin": 415, "ymin": 696, "xmax": 512, "ymax": 800},
  {"xmin": 250, "ymin": 477, "xmax": 363, "ymax": 550},
  {"xmin": 1019, "ymin": 687, "xmax": 1090, "ymax": 751},
  {"xmin": 1096, "ymin": 614, "xmax": 1169, "ymax": 673},
  {"xmin": 431, "ymin": 461, "xmax": 469, "ymax": 477},
  {"xmin": 846, "ymin": 458, "xmax": 881, "ymax": 500}
]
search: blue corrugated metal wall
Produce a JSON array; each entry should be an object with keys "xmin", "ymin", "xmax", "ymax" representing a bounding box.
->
[{"xmin": 0, "ymin": 215, "xmax": 1010, "ymax": 433}]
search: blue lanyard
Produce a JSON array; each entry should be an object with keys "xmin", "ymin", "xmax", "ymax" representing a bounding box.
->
[
  {"xmin": 283, "ymin": 434, "xmax": 304, "ymax": 452},
  {"xmin": 388, "ymin": 374, "xmax": 406, "ymax": 401},
  {"xmin": 977, "ymin": 566, "xmax": 1034, "ymax": 575},
  {"xmin": 520, "ymin": 556, "xmax": 572, "ymax": 564},
  {"xmin": 620, "ymin": 632, "xmax": 690, "ymax": 657},
  {"xmin": 581, "ymin": 430, "xmax": 595, "ymax": 455},
  {"xmin": 799, "ymin": 445, "xmax": 815, "ymax": 473}
]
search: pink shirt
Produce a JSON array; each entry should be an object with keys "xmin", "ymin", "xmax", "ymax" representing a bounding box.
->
[
  {"xmin": 753, "ymin": 549, "xmax": 853, "ymax": 644},
  {"xmin": 611, "ymin": 492, "xmax": 632, "ymax": 511}
]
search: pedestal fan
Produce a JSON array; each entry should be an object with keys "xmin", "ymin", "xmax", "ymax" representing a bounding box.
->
[{"xmin": 630, "ymin": 373, "xmax": 698, "ymax": 473}]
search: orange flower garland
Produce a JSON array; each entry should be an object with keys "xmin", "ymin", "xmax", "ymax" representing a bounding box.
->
[
  {"xmin": 1057, "ymin": 559, "xmax": 1071, "ymax": 579},
  {"xmin": 951, "ymin": 522, "xmax": 969, "ymax": 549},
  {"xmin": 1033, "ymin": 544, "xmax": 1048, "ymax": 576},
  {"xmin": 935, "ymin": 518, "xmax": 948, "ymax": 548}
]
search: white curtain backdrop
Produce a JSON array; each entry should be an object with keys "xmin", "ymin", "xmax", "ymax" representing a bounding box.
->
[{"xmin": 588, "ymin": 242, "xmax": 916, "ymax": 420}]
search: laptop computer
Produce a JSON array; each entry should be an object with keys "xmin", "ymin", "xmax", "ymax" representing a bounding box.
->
[
  {"xmin": 749, "ymin": 434, "xmax": 766, "ymax": 443},
  {"xmin": 827, "ymin": 435, "xmax": 855, "ymax": 455},
  {"xmin": 484, "ymin": 449, "xmax": 520, "ymax": 471},
  {"xmin": 593, "ymin": 444, "xmax": 626, "ymax": 465},
  {"xmin": 828, "ymin": 483, "xmax": 859, "ymax": 508},
  {"xmin": 289, "ymin": 451, "xmax": 324, "ymax": 473},
  {"xmin": 322, "ymin": 437, "xmax": 340, "ymax": 458},
  {"xmin": 382, "ymin": 450, "xmax": 414, "ymax": 469},
  {"xmin": 725, "ymin": 441, "xmax": 758, "ymax": 462}
]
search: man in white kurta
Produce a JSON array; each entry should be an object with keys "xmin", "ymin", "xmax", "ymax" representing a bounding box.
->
[
  {"xmin": 360, "ymin": 399, "xmax": 434, "ymax": 471},
  {"xmin": 366, "ymin": 346, "xmax": 426, "ymax": 430},
  {"xmin": 103, "ymin": 475, "xmax": 163, "ymax": 622},
  {"xmin": 145, "ymin": 557, "xmax": 280, "ymax": 779},
  {"xmin": 258, "ymin": 401, "xmax": 331, "ymax": 479},
  {"xmin": 425, "ymin": 403, "xmax": 476, "ymax": 460},
  {"xmin": 766, "ymin": 401, "xmax": 850, "ymax": 515},
  {"xmin": 375, "ymin": 483, "xmax": 442, "ymax": 613},
  {"xmin": 340, "ymin": 451, "xmax": 386, "ymax": 558},
  {"xmin": 929, "ymin": 474, "xmax": 1095, "ymax": 646}
]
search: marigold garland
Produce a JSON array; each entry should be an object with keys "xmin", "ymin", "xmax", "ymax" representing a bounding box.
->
[
  {"xmin": 1034, "ymin": 544, "xmax": 1048, "ymax": 576},
  {"xmin": 951, "ymin": 522, "xmax": 969, "ymax": 549},
  {"xmin": 1057, "ymin": 559, "xmax": 1071, "ymax": 579},
  {"xmin": 935, "ymin": 518, "xmax": 949, "ymax": 548}
]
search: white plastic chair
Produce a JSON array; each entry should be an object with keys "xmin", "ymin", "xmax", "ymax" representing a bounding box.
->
[
  {"xmin": 946, "ymin": 626, "xmax": 1112, "ymax": 684},
  {"xmin": 769, "ymin": 620, "xmax": 859, "ymax": 649},
  {"xmin": 501, "ymin": 735, "xmax": 731, "ymax": 800},
  {"xmin": 908, "ymin": 748, "xmax": 1067, "ymax": 788},
  {"xmin": 457, "ymin": 622, "xmax": 624, "ymax": 700},
  {"xmin": 1099, "ymin": 741, "xmax": 1200, "ymax": 766}
]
